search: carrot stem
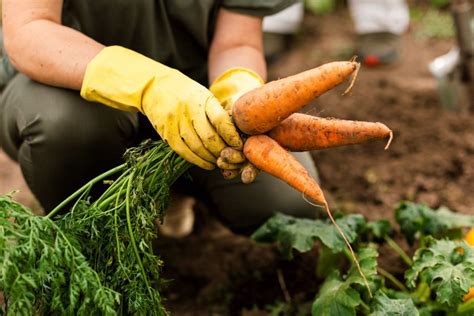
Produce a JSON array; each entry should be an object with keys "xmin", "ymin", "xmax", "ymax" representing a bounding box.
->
[
  {"xmin": 125, "ymin": 170, "xmax": 153, "ymax": 296},
  {"xmin": 47, "ymin": 163, "xmax": 127, "ymax": 218},
  {"xmin": 377, "ymin": 267, "xmax": 408, "ymax": 292},
  {"xmin": 385, "ymin": 236, "xmax": 413, "ymax": 266}
]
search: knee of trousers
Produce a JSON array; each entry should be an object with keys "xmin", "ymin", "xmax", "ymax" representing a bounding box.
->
[
  {"xmin": 188, "ymin": 151, "xmax": 320, "ymax": 235},
  {"xmin": 0, "ymin": 74, "xmax": 139, "ymax": 158}
]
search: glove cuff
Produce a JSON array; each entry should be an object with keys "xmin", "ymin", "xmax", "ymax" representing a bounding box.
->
[
  {"xmin": 81, "ymin": 46, "xmax": 172, "ymax": 113},
  {"xmin": 210, "ymin": 67, "xmax": 264, "ymax": 112}
]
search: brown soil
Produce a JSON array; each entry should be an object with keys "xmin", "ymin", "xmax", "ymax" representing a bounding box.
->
[{"xmin": 1, "ymin": 6, "xmax": 472, "ymax": 316}]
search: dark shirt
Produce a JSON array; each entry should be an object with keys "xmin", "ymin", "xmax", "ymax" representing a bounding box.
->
[{"xmin": 61, "ymin": 0, "xmax": 296, "ymax": 83}]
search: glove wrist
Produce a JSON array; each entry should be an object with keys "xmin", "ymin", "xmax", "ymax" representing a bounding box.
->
[
  {"xmin": 81, "ymin": 46, "xmax": 177, "ymax": 113},
  {"xmin": 210, "ymin": 67, "xmax": 264, "ymax": 112}
]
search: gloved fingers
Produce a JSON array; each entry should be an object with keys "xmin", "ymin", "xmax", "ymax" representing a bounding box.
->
[
  {"xmin": 180, "ymin": 116, "xmax": 217, "ymax": 163},
  {"xmin": 186, "ymin": 100, "xmax": 226, "ymax": 158},
  {"xmin": 221, "ymin": 169, "xmax": 240, "ymax": 180},
  {"xmin": 220, "ymin": 162, "xmax": 259, "ymax": 183},
  {"xmin": 163, "ymin": 116, "xmax": 215, "ymax": 170},
  {"xmin": 216, "ymin": 157, "xmax": 243, "ymax": 170},
  {"xmin": 240, "ymin": 163, "xmax": 259, "ymax": 184},
  {"xmin": 205, "ymin": 97, "xmax": 243, "ymax": 150},
  {"xmin": 220, "ymin": 147, "xmax": 246, "ymax": 164}
]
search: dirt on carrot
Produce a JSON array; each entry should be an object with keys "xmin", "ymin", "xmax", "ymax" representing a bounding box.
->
[{"xmin": 268, "ymin": 113, "xmax": 393, "ymax": 151}]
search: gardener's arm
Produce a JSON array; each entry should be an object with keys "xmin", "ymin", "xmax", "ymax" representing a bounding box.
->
[
  {"xmin": 208, "ymin": 9, "xmax": 267, "ymax": 83},
  {"xmin": 4, "ymin": 2, "xmax": 266, "ymax": 91},
  {"xmin": 3, "ymin": 0, "xmax": 255, "ymax": 171},
  {"xmin": 2, "ymin": 0, "xmax": 103, "ymax": 90}
]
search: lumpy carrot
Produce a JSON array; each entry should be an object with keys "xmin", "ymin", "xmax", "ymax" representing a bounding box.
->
[
  {"xmin": 233, "ymin": 61, "xmax": 359, "ymax": 135},
  {"xmin": 268, "ymin": 113, "xmax": 393, "ymax": 151}
]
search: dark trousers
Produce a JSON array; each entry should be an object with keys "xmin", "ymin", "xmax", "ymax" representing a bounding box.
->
[{"xmin": 0, "ymin": 74, "xmax": 318, "ymax": 232}]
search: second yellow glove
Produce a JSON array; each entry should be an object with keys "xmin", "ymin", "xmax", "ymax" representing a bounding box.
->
[{"xmin": 210, "ymin": 67, "xmax": 264, "ymax": 182}]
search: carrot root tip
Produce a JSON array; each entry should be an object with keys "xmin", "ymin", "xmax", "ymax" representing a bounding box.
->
[
  {"xmin": 342, "ymin": 62, "xmax": 360, "ymax": 96},
  {"xmin": 384, "ymin": 130, "xmax": 394, "ymax": 150}
]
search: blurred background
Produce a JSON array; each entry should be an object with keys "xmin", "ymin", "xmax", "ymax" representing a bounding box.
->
[{"xmin": 0, "ymin": 1, "xmax": 472, "ymax": 314}]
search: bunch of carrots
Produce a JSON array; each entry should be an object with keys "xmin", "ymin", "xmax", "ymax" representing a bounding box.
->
[{"xmin": 220, "ymin": 59, "xmax": 393, "ymax": 294}]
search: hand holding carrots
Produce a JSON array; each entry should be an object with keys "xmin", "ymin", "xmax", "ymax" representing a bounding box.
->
[
  {"xmin": 210, "ymin": 67, "xmax": 265, "ymax": 182},
  {"xmin": 213, "ymin": 60, "xmax": 393, "ymax": 192}
]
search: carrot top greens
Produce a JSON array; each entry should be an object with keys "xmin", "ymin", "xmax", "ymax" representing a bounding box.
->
[{"xmin": 1, "ymin": 140, "xmax": 190, "ymax": 315}]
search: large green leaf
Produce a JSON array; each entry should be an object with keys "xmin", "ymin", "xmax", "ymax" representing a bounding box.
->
[
  {"xmin": 406, "ymin": 238, "xmax": 474, "ymax": 307},
  {"xmin": 395, "ymin": 202, "xmax": 474, "ymax": 244},
  {"xmin": 312, "ymin": 247, "xmax": 379, "ymax": 316},
  {"xmin": 369, "ymin": 291, "xmax": 419, "ymax": 316},
  {"xmin": 251, "ymin": 213, "xmax": 365, "ymax": 259}
]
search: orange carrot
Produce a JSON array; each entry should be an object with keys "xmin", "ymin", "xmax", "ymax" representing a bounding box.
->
[
  {"xmin": 233, "ymin": 61, "xmax": 359, "ymax": 135},
  {"xmin": 243, "ymin": 135, "xmax": 326, "ymax": 205},
  {"xmin": 243, "ymin": 134, "xmax": 372, "ymax": 296},
  {"xmin": 268, "ymin": 113, "xmax": 393, "ymax": 151}
]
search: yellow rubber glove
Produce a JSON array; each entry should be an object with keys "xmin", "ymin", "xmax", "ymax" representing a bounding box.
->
[
  {"xmin": 210, "ymin": 67, "xmax": 264, "ymax": 114},
  {"xmin": 210, "ymin": 68, "xmax": 264, "ymax": 182},
  {"xmin": 81, "ymin": 46, "xmax": 242, "ymax": 170}
]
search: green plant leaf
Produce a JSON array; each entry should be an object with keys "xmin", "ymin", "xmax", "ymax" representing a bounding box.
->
[
  {"xmin": 395, "ymin": 202, "xmax": 474, "ymax": 244},
  {"xmin": 252, "ymin": 213, "xmax": 365, "ymax": 259},
  {"xmin": 369, "ymin": 291, "xmax": 419, "ymax": 316},
  {"xmin": 311, "ymin": 272, "xmax": 361, "ymax": 316},
  {"xmin": 455, "ymin": 296, "xmax": 474, "ymax": 315},
  {"xmin": 316, "ymin": 245, "xmax": 344, "ymax": 278},
  {"xmin": 361, "ymin": 220, "xmax": 392, "ymax": 242},
  {"xmin": 406, "ymin": 238, "xmax": 474, "ymax": 307},
  {"xmin": 312, "ymin": 246, "xmax": 379, "ymax": 316}
]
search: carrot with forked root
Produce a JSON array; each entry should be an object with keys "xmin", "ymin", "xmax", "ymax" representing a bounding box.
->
[
  {"xmin": 268, "ymin": 113, "xmax": 393, "ymax": 151},
  {"xmin": 233, "ymin": 61, "xmax": 359, "ymax": 135}
]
